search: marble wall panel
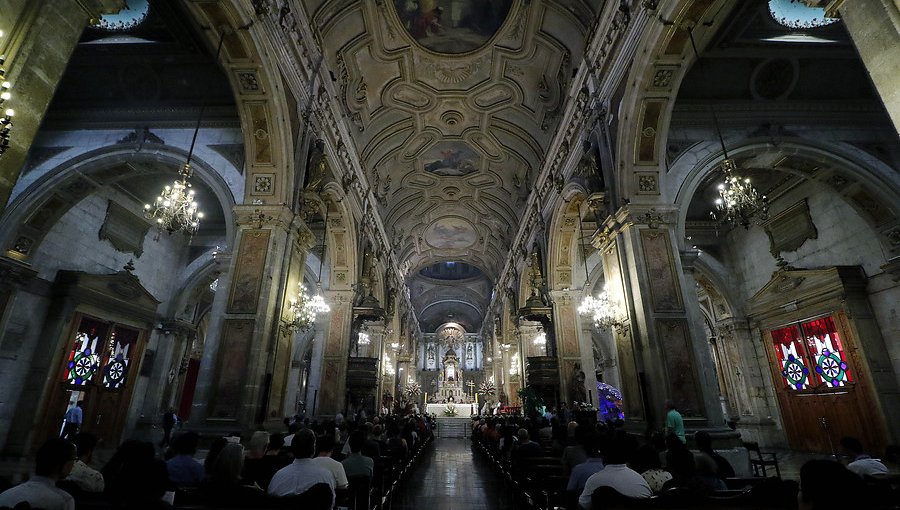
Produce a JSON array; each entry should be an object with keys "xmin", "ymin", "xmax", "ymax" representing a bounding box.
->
[
  {"xmin": 227, "ymin": 229, "xmax": 270, "ymax": 313},
  {"xmin": 640, "ymin": 230, "xmax": 684, "ymax": 312},
  {"xmin": 210, "ymin": 319, "xmax": 255, "ymax": 418}
]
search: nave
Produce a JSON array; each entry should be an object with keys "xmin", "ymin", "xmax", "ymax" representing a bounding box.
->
[{"xmin": 393, "ymin": 439, "xmax": 510, "ymax": 510}]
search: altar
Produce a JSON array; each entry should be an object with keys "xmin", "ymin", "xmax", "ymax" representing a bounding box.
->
[{"xmin": 426, "ymin": 402, "xmax": 476, "ymax": 418}]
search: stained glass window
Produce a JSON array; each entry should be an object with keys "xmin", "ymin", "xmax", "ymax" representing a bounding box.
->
[
  {"xmin": 771, "ymin": 315, "xmax": 853, "ymax": 391},
  {"xmin": 102, "ymin": 326, "xmax": 139, "ymax": 389},
  {"xmin": 65, "ymin": 318, "xmax": 107, "ymax": 385},
  {"xmin": 771, "ymin": 325, "xmax": 810, "ymax": 390},
  {"xmin": 802, "ymin": 317, "xmax": 852, "ymax": 388}
]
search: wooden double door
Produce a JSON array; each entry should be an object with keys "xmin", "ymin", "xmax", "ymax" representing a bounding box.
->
[
  {"xmin": 763, "ymin": 312, "xmax": 885, "ymax": 454},
  {"xmin": 41, "ymin": 313, "xmax": 147, "ymax": 446}
]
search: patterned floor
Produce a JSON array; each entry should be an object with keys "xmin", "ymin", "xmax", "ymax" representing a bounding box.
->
[{"xmin": 393, "ymin": 438, "xmax": 512, "ymax": 510}]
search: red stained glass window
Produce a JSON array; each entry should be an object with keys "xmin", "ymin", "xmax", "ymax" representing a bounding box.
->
[{"xmin": 770, "ymin": 315, "xmax": 852, "ymax": 391}]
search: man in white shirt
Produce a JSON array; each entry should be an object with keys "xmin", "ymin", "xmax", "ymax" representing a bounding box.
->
[
  {"xmin": 841, "ymin": 436, "xmax": 889, "ymax": 477},
  {"xmin": 579, "ymin": 439, "xmax": 652, "ymax": 509},
  {"xmin": 0, "ymin": 438, "xmax": 77, "ymax": 510},
  {"xmin": 310, "ymin": 434, "xmax": 348, "ymax": 490},
  {"xmin": 268, "ymin": 429, "xmax": 335, "ymax": 504},
  {"xmin": 61, "ymin": 402, "xmax": 83, "ymax": 440}
]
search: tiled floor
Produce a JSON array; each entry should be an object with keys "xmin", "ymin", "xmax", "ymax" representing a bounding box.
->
[{"xmin": 393, "ymin": 438, "xmax": 512, "ymax": 510}]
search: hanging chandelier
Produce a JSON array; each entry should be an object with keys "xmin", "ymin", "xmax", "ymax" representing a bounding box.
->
[
  {"xmin": 0, "ymin": 31, "xmax": 14, "ymax": 157},
  {"xmin": 145, "ymin": 32, "xmax": 226, "ymax": 237},
  {"xmin": 358, "ymin": 330, "xmax": 371, "ymax": 346},
  {"xmin": 710, "ymin": 159, "xmax": 769, "ymax": 229},
  {"xmin": 578, "ymin": 285, "xmax": 623, "ymax": 330},
  {"xmin": 286, "ymin": 284, "xmax": 316, "ymax": 332},
  {"xmin": 532, "ymin": 331, "xmax": 547, "ymax": 346},
  {"xmin": 144, "ymin": 163, "xmax": 204, "ymax": 236}
]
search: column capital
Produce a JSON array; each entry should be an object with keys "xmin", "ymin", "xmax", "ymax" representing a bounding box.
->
[
  {"xmin": 680, "ymin": 248, "xmax": 701, "ymax": 273},
  {"xmin": 592, "ymin": 205, "xmax": 679, "ymax": 248},
  {"xmin": 233, "ymin": 204, "xmax": 295, "ymax": 230}
]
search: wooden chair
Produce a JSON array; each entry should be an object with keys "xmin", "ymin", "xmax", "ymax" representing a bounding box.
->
[{"xmin": 743, "ymin": 441, "xmax": 781, "ymax": 478}]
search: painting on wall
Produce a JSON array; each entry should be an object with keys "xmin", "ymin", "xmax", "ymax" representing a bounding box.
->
[
  {"xmin": 424, "ymin": 216, "xmax": 478, "ymax": 249},
  {"xmin": 393, "ymin": 0, "xmax": 513, "ymax": 54},
  {"xmin": 422, "ymin": 141, "xmax": 480, "ymax": 176}
]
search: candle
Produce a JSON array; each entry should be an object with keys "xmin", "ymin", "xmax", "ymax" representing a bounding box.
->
[{"xmin": 424, "ymin": 392, "xmax": 428, "ymax": 405}]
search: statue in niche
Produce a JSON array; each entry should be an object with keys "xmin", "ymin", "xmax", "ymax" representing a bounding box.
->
[
  {"xmin": 306, "ymin": 139, "xmax": 327, "ymax": 191},
  {"xmin": 571, "ymin": 362, "xmax": 587, "ymax": 404},
  {"xmin": 526, "ymin": 251, "xmax": 548, "ymax": 306},
  {"xmin": 575, "ymin": 140, "xmax": 604, "ymax": 191}
]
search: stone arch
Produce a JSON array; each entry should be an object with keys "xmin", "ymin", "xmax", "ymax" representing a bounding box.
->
[
  {"xmin": 181, "ymin": 1, "xmax": 296, "ymax": 205},
  {"xmin": 0, "ymin": 146, "xmax": 236, "ymax": 263},
  {"xmin": 670, "ymin": 141, "xmax": 900, "ymax": 258},
  {"xmin": 547, "ymin": 185, "xmax": 590, "ymax": 291},
  {"xmin": 615, "ymin": 0, "xmax": 738, "ymax": 201}
]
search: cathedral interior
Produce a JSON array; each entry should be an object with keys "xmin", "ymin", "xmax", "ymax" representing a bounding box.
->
[{"xmin": 0, "ymin": 0, "xmax": 898, "ymax": 465}]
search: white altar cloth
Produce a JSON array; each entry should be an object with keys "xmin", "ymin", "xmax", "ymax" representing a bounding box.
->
[{"xmin": 426, "ymin": 403, "xmax": 476, "ymax": 418}]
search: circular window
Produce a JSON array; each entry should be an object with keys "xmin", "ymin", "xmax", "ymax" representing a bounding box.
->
[
  {"xmin": 768, "ymin": 0, "xmax": 838, "ymax": 29},
  {"xmin": 98, "ymin": 0, "xmax": 150, "ymax": 32}
]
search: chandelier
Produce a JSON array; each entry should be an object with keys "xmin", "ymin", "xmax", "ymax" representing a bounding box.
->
[
  {"xmin": 144, "ymin": 163, "xmax": 204, "ymax": 236},
  {"xmin": 145, "ymin": 32, "xmax": 226, "ymax": 237},
  {"xmin": 284, "ymin": 283, "xmax": 328, "ymax": 332},
  {"xmin": 578, "ymin": 285, "xmax": 623, "ymax": 330},
  {"xmin": 532, "ymin": 331, "xmax": 547, "ymax": 346},
  {"xmin": 358, "ymin": 330, "xmax": 371, "ymax": 346},
  {"xmin": 0, "ymin": 31, "xmax": 14, "ymax": 157},
  {"xmin": 710, "ymin": 159, "xmax": 769, "ymax": 229}
]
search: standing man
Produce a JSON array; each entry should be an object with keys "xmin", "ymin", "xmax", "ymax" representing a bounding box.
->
[
  {"xmin": 61, "ymin": 402, "xmax": 83, "ymax": 440},
  {"xmin": 664, "ymin": 400, "xmax": 685, "ymax": 444},
  {"xmin": 161, "ymin": 408, "xmax": 178, "ymax": 447}
]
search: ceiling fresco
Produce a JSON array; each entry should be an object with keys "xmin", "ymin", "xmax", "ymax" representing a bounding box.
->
[
  {"xmin": 392, "ymin": 0, "xmax": 515, "ymax": 54},
  {"xmin": 304, "ymin": 0, "xmax": 601, "ymax": 326}
]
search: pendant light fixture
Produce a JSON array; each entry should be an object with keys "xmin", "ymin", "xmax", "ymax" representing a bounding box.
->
[
  {"xmin": 144, "ymin": 32, "xmax": 227, "ymax": 237},
  {"xmin": 686, "ymin": 27, "xmax": 769, "ymax": 229}
]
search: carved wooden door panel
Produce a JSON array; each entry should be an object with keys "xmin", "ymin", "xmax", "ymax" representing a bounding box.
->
[{"xmin": 763, "ymin": 314, "xmax": 882, "ymax": 453}]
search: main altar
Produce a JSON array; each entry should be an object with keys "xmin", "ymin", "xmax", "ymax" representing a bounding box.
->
[{"xmin": 435, "ymin": 349, "xmax": 467, "ymax": 402}]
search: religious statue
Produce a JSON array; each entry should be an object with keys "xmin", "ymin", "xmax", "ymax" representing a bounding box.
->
[
  {"xmin": 571, "ymin": 362, "xmax": 588, "ymax": 403},
  {"xmin": 305, "ymin": 139, "xmax": 327, "ymax": 191}
]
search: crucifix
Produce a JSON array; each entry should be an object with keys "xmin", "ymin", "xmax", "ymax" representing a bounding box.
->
[{"xmin": 466, "ymin": 380, "xmax": 475, "ymax": 397}]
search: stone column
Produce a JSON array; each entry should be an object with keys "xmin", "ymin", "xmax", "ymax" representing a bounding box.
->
[
  {"xmin": 199, "ymin": 205, "xmax": 300, "ymax": 433},
  {"xmin": 0, "ymin": 0, "xmax": 124, "ymax": 210},
  {"xmin": 190, "ymin": 250, "xmax": 232, "ymax": 423},
  {"xmin": 317, "ymin": 290, "xmax": 353, "ymax": 416},
  {"xmin": 593, "ymin": 206, "xmax": 723, "ymax": 432},
  {"xmin": 821, "ymin": 0, "xmax": 900, "ymax": 137}
]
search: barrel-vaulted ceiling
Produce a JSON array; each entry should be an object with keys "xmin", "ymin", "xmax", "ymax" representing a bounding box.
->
[{"xmin": 302, "ymin": 0, "xmax": 602, "ymax": 289}]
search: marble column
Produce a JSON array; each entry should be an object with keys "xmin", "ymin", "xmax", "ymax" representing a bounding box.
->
[
  {"xmin": 0, "ymin": 0, "xmax": 124, "ymax": 210},
  {"xmin": 593, "ymin": 206, "xmax": 723, "ymax": 432},
  {"xmin": 190, "ymin": 251, "xmax": 233, "ymax": 423}
]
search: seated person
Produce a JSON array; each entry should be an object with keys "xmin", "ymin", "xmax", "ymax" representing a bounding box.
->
[
  {"xmin": 578, "ymin": 439, "xmax": 651, "ymax": 509},
  {"xmin": 512, "ymin": 428, "xmax": 542, "ymax": 462},
  {"xmin": 341, "ymin": 431, "xmax": 375, "ymax": 478},
  {"xmin": 799, "ymin": 459, "xmax": 867, "ymax": 510},
  {"xmin": 242, "ymin": 431, "xmax": 287, "ymax": 491},
  {"xmin": 311, "ymin": 434, "xmax": 348, "ymax": 490},
  {"xmin": 66, "ymin": 432, "xmax": 104, "ymax": 493},
  {"xmin": 840, "ymin": 436, "xmax": 888, "ymax": 477},
  {"xmin": 629, "ymin": 444, "xmax": 671, "ymax": 494},
  {"xmin": 567, "ymin": 433, "xmax": 604, "ymax": 493},
  {"xmin": 166, "ymin": 432, "xmax": 204, "ymax": 488},
  {"xmin": 694, "ymin": 431, "xmax": 735, "ymax": 479},
  {"xmin": 204, "ymin": 443, "xmax": 264, "ymax": 504},
  {"xmin": 0, "ymin": 438, "xmax": 76, "ymax": 510},
  {"xmin": 268, "ymin": 429, "xmax": 335, "ymax": 504}
]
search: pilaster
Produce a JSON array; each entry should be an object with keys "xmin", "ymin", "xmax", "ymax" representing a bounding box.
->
[
  {"xmin": 593, "ymin": 205, "xmax": 723, "ymax": 431},
  {"xmin": 317, "ymin": 289, "xmax": 354, "ymax": 416}
]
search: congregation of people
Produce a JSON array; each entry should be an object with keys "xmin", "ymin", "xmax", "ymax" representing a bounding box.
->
[
  {"xmin": 0, "ymin": 413, "xmax": 434, "ymax": 510},
  {"xmin": 471, "ymin": 403, "xmax": 900, "ymax": 509}
]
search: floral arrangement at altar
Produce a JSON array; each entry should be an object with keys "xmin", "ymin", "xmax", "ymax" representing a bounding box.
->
[
  {"xmin": 404, "ymin": 381, "xmax": 422, "ymax": 400},
  {"xmin": 477, "ymin": 380, "xmax": 496, "ymax": 397},
  {"xmin": 443, "ymin": 403, "xmax": 458, "ymax": 417}
]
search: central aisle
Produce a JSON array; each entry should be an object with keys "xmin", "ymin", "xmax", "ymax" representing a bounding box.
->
[{"xmin": 393, "ymin": 438, "xmax": 511, "ymax": 510}]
